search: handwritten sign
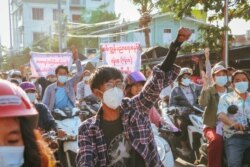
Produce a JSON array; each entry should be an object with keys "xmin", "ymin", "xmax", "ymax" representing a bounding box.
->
[
  {"xmin": 100, "ymin": 42, "xmax": 142, "ymax": 75},
  {"xmin": 30, "ymin": 52, "xmax": 73, "ymax": 77}
]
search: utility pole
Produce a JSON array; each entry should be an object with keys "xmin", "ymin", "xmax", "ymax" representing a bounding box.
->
[
  {"xmin": 224, "ymin": 0, "xmax": 229, "ymax": 68},
  {"xmin": 8, "ymin": 0, "xmax": 13, "ymax": 54},
  {"xmin": 58, "ymin": 0, "xmax": 62, "ymax": 52}
]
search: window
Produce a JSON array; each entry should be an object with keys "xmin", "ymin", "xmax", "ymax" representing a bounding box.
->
[
  {"xmin": 32, "ymin": 8, "xmax": 43, "ymax": 20},
  {"xmin": 164, "ymin": 29, "xmax": 171, "ymax": 33},
  {"xmin": 163, "ymin": 28, "xmax": 172, "ymax": 44},
  {"xmin": 33, "ymin": 32, "xmax": 44, "ymax": 42},
  {"xmin": 71, "ymin": 0, "xmax": 80, "ymax": 4},
  {"xmin": 72, "ymin": 15, "xmax": 81, "ymax": 22}
]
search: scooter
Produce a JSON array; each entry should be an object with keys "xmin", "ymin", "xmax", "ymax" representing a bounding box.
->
[
  {"xmin": 159, "ymin": 96, "xmax": 204, "ymax": 165},
  {"xmin": 151, "ymin": 124, "xmax": 175, "ymax": 167},
  {"xmin": 52, "ymin": 107, "xmax": 81, "ymax": 167},
  {"xmin": 199, "ymin": 105, "xmax": 250, "ymax": 166}
]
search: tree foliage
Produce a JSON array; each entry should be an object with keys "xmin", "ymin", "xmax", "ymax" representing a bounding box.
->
[
  {"xmin": 131, "ymin": 0, "xmax": 158, "ymax": 48},
  {"xmin": 158, "ymin": 0, "xmax": 250, "ymax": 55}
]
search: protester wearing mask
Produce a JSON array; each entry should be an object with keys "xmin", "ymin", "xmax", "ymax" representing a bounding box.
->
[
  {"xmin": 124, "ymin": 71, "xmax": 162, "ymax": 127},
  {"xmin": 76, "ymin": 27, "xmax": 192, "ymax": 167},
  {"xmin": 29, "ymin": 76, "xmax": 43, "ymax": 100},
  {"xmin": 20, "ymin": 82, "xmax": 66, "ymax": 138},
  {"xmin": 169, "ymin": 67, "xmax": 202, "ymax": 156},
  {"xmin": 77, "ymin": 70, "xmax": 98, "ymax": 105},
  {"xmin": 42, "ymin": 53, "xmax": 83, "ymax": 111},
  {"xmin": 0, "ymin": 80, "xmax": 55, "ymax": 167},
  {"xmin": 199, "ymin": 64, "xmax": 232, "ymax": 167},
  {"xmin": 218, "ymin": 70, "xmax": 250, "ymax": 167}
]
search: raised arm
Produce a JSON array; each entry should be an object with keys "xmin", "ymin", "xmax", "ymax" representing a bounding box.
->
[
  {"xmin": 127, "ymin": 28, "xmax": 192, "ymax": 113},
  {"xmin": 205, "ymin": 48, "xmax": 212, "ymax": 86},
  {"xmin": 68, "ymin": 51, "xmax": 83, "ymax": 85}
]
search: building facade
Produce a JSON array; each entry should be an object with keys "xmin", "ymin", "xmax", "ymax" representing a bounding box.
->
[
  {"xmin": 10, "ymin": 0, "xmax": 115, "ymax": 52},
  {"xmin": 93, "ymin": 13, "xmax": 206, "ymax": 48}
]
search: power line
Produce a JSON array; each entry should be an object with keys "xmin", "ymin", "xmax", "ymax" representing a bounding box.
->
[{"xmin": 66, "ymin": 27, "xmax": 147, "ymax": 38}]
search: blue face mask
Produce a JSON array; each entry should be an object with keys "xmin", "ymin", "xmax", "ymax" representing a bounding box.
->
[
  {"xmin": 215, "ymin": 76, "xmax": 228, "ymax": 86},
  {"xmin": 27, "ymin": 93, "xmax": 36, "ymax": 103},
  {"xmin": 182, "ymin": 78, "xmax": 191, "ymax": 86},
  {"xmin": 235, "ymin": 81, "xmax": 249, "ymax": 94},
  {"xmin": 58, "ymin": 75, "xmax": 68, "ymax": 83},
  {"xmin": 0, "ymin": 146, "xmax": 24, "ymax": 167}
]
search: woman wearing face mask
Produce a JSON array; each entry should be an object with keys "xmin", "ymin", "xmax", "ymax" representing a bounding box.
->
[
  {"xmin": 199, "ymin": 64, "xmax": 232, "ymax": 167},
  {"xmin": 77, "ymin": 70, "xmax": 98, "ymax": 105},
  {"xmin": 169, "ymin": 67, "xmax": 202, "ymax": 156},
  {"xmin": 218, "ymin": 70, "xmax": 250, "ymax": 167},
  {"xmin": 19, "ymin": 82, "xmax": 66, "ymax": 138},
  {"xmin": 0, "ymin": 80, "xmax": 55, "ymax": 167},
  {"xmin": 125, "ymin": 71, "xmax": 162, "ymax": 127}
]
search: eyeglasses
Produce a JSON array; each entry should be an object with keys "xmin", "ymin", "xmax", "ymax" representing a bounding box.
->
[{"xmin": 103, "ymin": 81, "xmax": 125, "ymax": 90}]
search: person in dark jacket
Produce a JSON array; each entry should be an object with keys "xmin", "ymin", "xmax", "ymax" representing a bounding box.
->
[
  {"xmin": 20, "ymin": 82, "xmax": 65, "ymax": 137},
  {"xmin": 37, "ymin": 71, "xmax": 57, "ymax": 99},
  {"xmin": 169, "ymin": 67, "xmax": 202, "ymax": 156}
]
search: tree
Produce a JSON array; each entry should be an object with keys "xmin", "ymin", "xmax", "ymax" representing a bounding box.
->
[
  {"xmin": 131, "ymin": 0, "xmax": 156, "ymax": 48},
  {"xmin": 158, "ymin": 0, "xmax": 250, "ymax": 58},
  {"xmin": 2, "ymin": 48, "xmax": 30, "ymax": 71}
]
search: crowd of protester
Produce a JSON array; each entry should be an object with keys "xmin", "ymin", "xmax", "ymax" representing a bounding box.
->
[{"xmin": 0, "ymin": 27, "xmax": 250, "ymax": 167}]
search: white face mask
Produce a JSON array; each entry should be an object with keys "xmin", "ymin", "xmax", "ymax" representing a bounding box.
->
[
  {"xmin": 49, "ymin": 77, "xmax": 57, "ymax": 82},
  {"xmin": 102, "ymin": 87, "xmax": 124, "ymax": 109},
  {"xmin": 30, "ymin": 78, "xmax": 37, "ymax": 83},
  {"xmin": 0, "ymin": 146, "xmax": 25, "ymax": 167},
  {"xmin": 27, "ymin": 93, "xmax": 36, "ymax": 103},
  {"xmin": 83, "ymin": 76, "xmax": 90, "ymax": 82},
  {"xmin": 182, "ymin": 78, "xmax": 191, "ymax": 86},
  {"xmin": 16, "ymin": 78, "xmax": 22, "ymax": 84}
]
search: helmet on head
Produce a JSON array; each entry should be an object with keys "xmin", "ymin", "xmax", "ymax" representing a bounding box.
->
[
  {"xmin": 0, "ymin": 80, "xmax": 37, "ymax": 126},
  {"xmin": 9, "ymin": 70, "xmax": 22, "ymax": 78},
  {"xmin": 20, "ymin": 82, "xmax": 36, "ymax": 91},
  {"xmin": 177, "ymin": 67, "xmax": 193, "ymax": 80},
  {"xmin": 125, "ymin": 71, "xmax": 146, "ymax": 88}
]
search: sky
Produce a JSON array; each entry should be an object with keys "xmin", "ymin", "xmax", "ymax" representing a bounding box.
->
[{"xmin": 0, "ymin": 0, "xmax": 250, "ymax": 48}]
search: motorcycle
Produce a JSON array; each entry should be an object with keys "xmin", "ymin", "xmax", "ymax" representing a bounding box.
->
[
  {"xmin": 159, "ymin": 95, "xmax": 204, "ymax": 165},
  {"xmin": 199, "ymin": 104, "xmax": 250, "ymax": 167},
  {"xmin": 52, "ymin": 107, "xmax": 81, "ymax": 167},
  {"xmin": 151, "ymin": 124, "xmax": 175, "ymax": 167}
]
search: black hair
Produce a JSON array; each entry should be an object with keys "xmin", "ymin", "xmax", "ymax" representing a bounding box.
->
[
  {"xmin": 232, "ymin": 70, "xmax": 250, "ymax": 83},
  {"xmin": 90, "ymin": 66, "xmax": 123, "ymax": 90},
  {"xmin": 55, "ymin": 65, "xmax": 69, "ymax": 74},
  {"xmin": 20, "ymin": 117, "xmax": 42, "ymax": 166},
  {"xmin": 20, "ymin": 117, "xmax": 55, "ymax": 167},
  {"xmin": 227, "ymin": 67, "xmax": 236, "ymax": 72}
]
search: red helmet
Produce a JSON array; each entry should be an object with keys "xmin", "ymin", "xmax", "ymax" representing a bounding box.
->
[{"xmin": 0, "ymin": 79, "xmax": 37, "ymax": 118}]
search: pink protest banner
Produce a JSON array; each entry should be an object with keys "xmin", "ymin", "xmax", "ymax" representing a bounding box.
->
[
  {"xmin": 30, "ymin": 52, "xmax": 73, "ymax": 77},
  {"xmin": 100, "ymin": 42, "xmax": 142, "ymax": 75}
]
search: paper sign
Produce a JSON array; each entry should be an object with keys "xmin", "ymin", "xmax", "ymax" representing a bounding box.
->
[
  {"xmin": 100, "ymin": 42, "xmax": 142, "ymax": 75},
  {"xmin": 30, "ymin": 52, "xmax": 73, "ymax": 77}
]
